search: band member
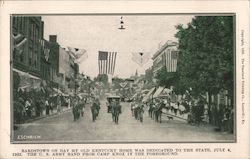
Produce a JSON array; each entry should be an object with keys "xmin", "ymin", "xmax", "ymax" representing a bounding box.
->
[{"xmin": 91, "ymin": 99, "xmax": 98, "ymax": 122}]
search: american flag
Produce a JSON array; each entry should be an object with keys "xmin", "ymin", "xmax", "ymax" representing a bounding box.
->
[
  {"xmin": 98, "ymin": 51, "xmax": 117, "ymax": 75},
  {"xmin": 165, "ymin": 50, "xmax": 178, "ymax": 72}
]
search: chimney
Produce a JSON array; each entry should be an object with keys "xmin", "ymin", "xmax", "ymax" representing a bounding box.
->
[{"xmin": 49, "ymin": 35, "xmax": 57, "ymax": 43}]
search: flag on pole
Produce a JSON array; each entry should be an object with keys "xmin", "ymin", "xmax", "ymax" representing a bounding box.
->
[
  {"xmin": 98, "ymin": 51, "xmax": 117, "ymax": 75},
  {"xmin": 131, "ymin": 52, "xmax": 151, "ymax": 67},
  {"xmin": 165, "ymin": 50, "xmax": 178, "ymax": 72},
  {"xmin": 68, "ymin": 47, "xmax": 88, "ymax": 64}
]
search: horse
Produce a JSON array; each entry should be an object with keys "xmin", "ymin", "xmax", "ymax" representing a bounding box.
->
[{"xmin": 112, "ymin": 104, "xmax": 121, "ymax": 124}]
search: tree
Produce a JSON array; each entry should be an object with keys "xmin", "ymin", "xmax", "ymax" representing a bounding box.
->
[
  {"xmin": 175, "ymin": 16, "xmax": 234, "ymax": 98},
  {"xmin": 94, "ymin": 74, "xmax": 108, "ymax": 84}
]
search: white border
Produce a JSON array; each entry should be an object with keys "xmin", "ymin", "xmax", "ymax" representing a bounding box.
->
[{"xmin": 0, "ymin": 1, "xmax": 249, "ymax": 159}]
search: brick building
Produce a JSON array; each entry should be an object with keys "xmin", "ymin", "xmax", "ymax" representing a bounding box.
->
[
  {"xmin": 12, "ymin": 16, "xmax": 44, "ymax": 94},
  {"xmin": 152, "ymin": 40, "xmax": 178, "ymax": 77}
]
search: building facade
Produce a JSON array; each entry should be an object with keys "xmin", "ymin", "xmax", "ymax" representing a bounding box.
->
[
  {"xmin": 58, "ymin": 47, "xmax": 80, "ymax": 93},
  {"xmin": 39, "ymin": 35, "xmax": 60, "ymax": 92},
  {"xmin": 12, "ymin": 16, "xmax": 43, "ymax": 77},
  {"xmin": 152, "ymin": 41, "xmax": 178, "ymax": 77},
  {"xmin": 12, "ymin": 16, "xmax": 44, "ymax": 94}
]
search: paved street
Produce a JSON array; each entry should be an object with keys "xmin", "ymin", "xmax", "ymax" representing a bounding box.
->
[{"xmin": 14, "ymin": 101, "xmax": 234, "ymax": 142}]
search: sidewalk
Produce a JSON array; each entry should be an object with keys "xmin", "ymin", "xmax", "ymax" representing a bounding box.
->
[
  {"xmin": 20, "ymin": 106, "xmax": 71, "ymax": 124},
  {"xmin": 161, "ymin": 108, "xmax": 188, "ymax": 121}
]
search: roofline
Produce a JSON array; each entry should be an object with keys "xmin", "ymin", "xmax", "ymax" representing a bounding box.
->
[{"xmin": 152, "ymin": 41, "xmax": 178, "ymax": 60}]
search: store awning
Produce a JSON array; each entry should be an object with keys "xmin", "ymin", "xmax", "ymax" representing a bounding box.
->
[
  {"xmin": 131, "ymin": 93, "xmax": 138, "ymax": 99},
  {"xmin": 153, "ymin": 87, "xmax": 165, "ymax": 98},
  {"xmin": 13, "ymin": 68, "xmax": 40, "ymax": 80},
  {"xmin": 142, "ymin": 87, "xmax": 156, "ymax": 102},
  {"xmin": 52, "ymin": 88, "xmax": 63, "ymax": 94},
  {"xmin": 158, "ymin": 88, "xmax": 172, "ymax": 98},
  {"xmin": 141, "ymin": 89, "xmax": 149, "ymax": 94}
]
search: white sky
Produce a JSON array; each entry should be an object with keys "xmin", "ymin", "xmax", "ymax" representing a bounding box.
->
[{"xmin": 42, "ymin": 15, "xmax": 193, "ymax": 79}]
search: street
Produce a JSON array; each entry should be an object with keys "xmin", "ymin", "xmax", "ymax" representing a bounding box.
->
[{"xmin": 13, "ymin": 100, "xmax": 234, "ymax": 142}]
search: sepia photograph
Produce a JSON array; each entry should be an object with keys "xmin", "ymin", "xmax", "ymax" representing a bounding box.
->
[
  {"xmin": 11, "ymin": 14, "xmax": 235, "ymax": 143},
  {"xmin": 1, "ymin": 0, "xmax": 249, "ymax": 158}
]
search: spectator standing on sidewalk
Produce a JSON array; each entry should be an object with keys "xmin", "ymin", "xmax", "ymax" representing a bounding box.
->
[
  {"xmin": 67, "ymin": 97, "xmax": 71, "ymax": 109},
  {"xmin": 45, "ymin": 99, "xmax": 50, "ymax": 115},
  {"xmin": 57, "ymin": 95, "xmax": 62, "ymax": 114},
  {"xmin": 25, "ymin": 98, "xmax": 32, "ymax": 118},
  {"xmin": 229, "ymin": 107, "xmax": 234, "ymax": 133}
]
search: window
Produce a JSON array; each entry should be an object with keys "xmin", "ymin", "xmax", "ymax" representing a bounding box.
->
[
  {"xmin": 29, "ymin": 47, "xmax": 33, "ymax": 66},
  {"xmin": 18, "ymin": 17, "xmax": 22, "ymax": 32},
  {"xmin": 22, "ymin": 17, "xmax": 25, "ymax": 33},
  {"xmin": 12, "ymin": 17, "xmax": 17, "ymax": 29}
]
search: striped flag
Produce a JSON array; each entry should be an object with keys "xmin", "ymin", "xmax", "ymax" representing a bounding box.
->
[
  {"xmin": 39, "ymin": 39, "xmax": 50, "ymax": 62},
  {"xmin": 98, "ymin": 51, "xmax": 117, "ymax": 75},
  {"xmin": 165, "ymin": 50, "xmax": 178, "ymax": 72},
  {"xmin": 68, "ymin": 47, "xmax": 88, "ymax": 64},
  {"xmin": 131, "ymin": 52, "xmax": 150, "ymax": 66}
]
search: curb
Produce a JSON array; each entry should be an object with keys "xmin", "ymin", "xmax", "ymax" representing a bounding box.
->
[{"xmin": 22, "ymin": 107, "xmax": 72, "ymax": 123}]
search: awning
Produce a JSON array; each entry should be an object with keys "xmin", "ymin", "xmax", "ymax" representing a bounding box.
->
[
  {"xmin": 52, "ymin": 88, "xmax": 63, "ymax": 94},
  {"xmin": 13, "ymin": 68, "xmax": 40, "ymax": 80},
  {"xmin": 153, "ymin": 87, "xmax": 165, "ymax": 98},
  {"xmin": 141, "ymin": 89, "xmax": 149, "ymax": 94},
  {"xmin": 18, "ymin": 85, "xmax": 30, "ymax": 91},
  {"xmin": 158, "ymin": 88, "xmax": 172, "ymax": 98},
  {"xmin": 142, "ymin": 87, "xmax": 155, "ymax": 102},
  {"xmin": 131, "ymin": 93, "xmax": 138, "ymax": 99}
]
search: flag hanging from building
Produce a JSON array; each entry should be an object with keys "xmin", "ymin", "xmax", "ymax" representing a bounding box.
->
[
  {"xmin": 12, "ymin": 32, "xmax": 27, "ymax": 55},
  {"xmin": 131, "ymin": 52, "xmax": 150, "ymax": 67},
  {"xmin": 68, "ymin": 47, "xmax": 88, "ymax": 64},
  {"xmin": 98, "ymin": 51, "xmax": 117, "ymax": 75},
  {"xmin": 39, "ymin": 39, "xmax": 50, "ymax": 62},
  {"xmin": 166, "ymin": 50, "xmax": 178, "ymax": 72}
]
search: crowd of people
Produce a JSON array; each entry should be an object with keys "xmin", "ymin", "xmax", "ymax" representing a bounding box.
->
[
  {"xmin": 72, "ymin": 96, "xmax": 86, "ymax": 121},
  {"xmin": 131, "ymin": 100, "xmax": 144, "ymax": 122},
  {"xmin": 13, "ymin": 87, "xmax": 234, "ymax": 134},
  {"xmin": 129, "ymin": 92, "xmax": 234, "ymax": 134},
  {"xmin": 13, "ymin": 89, "xmax": 75, "ymax": 125}
]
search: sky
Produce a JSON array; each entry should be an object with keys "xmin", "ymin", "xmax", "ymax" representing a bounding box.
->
[{"xmin": 42, "ymin": 15, "xmax": 193, "ymax": 79}]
